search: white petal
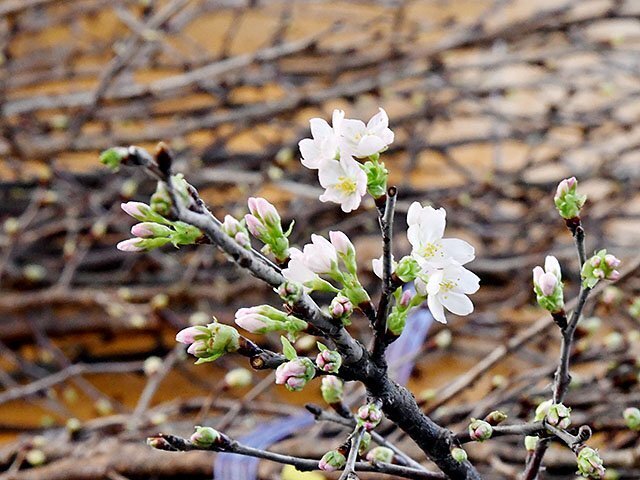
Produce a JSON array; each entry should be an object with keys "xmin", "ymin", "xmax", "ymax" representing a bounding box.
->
[
  {"xmin": 340, "ymin": 192, "xmax": 361, "ymax": 212},
  {"xmin": 428, "ymin": 294, "xmax": 447, "ymax": 324},
  {"xmin": 366, "ymin": 108, "xmax": 389, "ymax": 132},
  {"xmin": 427, "ymin": 270, "xmax": 444, "ymax": 295},
  {"xmin": 440, "ymin": 292, "xmax": 474, "ymax": 316},
  {"xmin": 379, "ymin": 128, "xmax": 394, "ymax": 145},
  {"xmin": 356, "ymin": 135, "xmax": 386, "ymax": 157},
  {"xmin": 332, "ymin": 109, "xmax": 345, "ymax": 133},
  {"xmin": 309, "ymin": 118, "xmax": 332, "ymax": 140},
  {"xmin": 299, "ymin": 139, "xmax": 322, "ymax": 169},
  {"xmin": 318, "ymin": 160, "xmax": 343, "ymax": 187},
  {"xmin": 340, "ymin": 118, "xmax": 366, "ymax": 140},
  {"xmin": 415, "ymin": 276, "xmax": 428, "ymax": 296},
  {"xmin": 407, "ymin": 202, "xmax": 422, "ymax": 226},
  {"xmin": 420, "ymin": 207, "xmax": 446, "ymax": 240},
  {"xmin": 455, "ymin": 266, "xmax": 481, "ymax": 294},
  {"xmin": 441, "ymin": 238, "xmax": 475, "ymax": 265}
]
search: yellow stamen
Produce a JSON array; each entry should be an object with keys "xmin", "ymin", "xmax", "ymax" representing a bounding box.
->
[{"xmin": 336, "ymin": 176, "xmax": 357, "ymax": 194}]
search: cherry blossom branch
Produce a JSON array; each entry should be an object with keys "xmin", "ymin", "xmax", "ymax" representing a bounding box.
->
[
  {"xmin": 147, "ymin": 433, "xmax": 446, "ymax": 480},
  {"xmin": 373, "ymin": 186, "xmax": 397, "ymax": 361}
]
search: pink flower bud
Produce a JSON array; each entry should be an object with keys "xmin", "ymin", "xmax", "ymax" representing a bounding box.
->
[
  {"xmin": 275, "ymin": 358, "xmax": 314, "ymax": 392},
  {"xmin": 609, "ymin": 270, "xmax": 620, "ymax": 281},
  {"xmin": 244, "ymin": 214, "xmax": 266, "ymax": 237},
  {"xmin": 235, "ymin": 232, "xmax": 250, "ymax": 248},
  {"xmin": 593, "ymin": 268, "xmax": 605, "ymax": 279},
  {"xmin": 120, "ymin": 201, "xmax": 148, "ymax": 219},
  {"xmin": 468, "ymin": 419, "xmax": 493, "ymax": 442},
  {"xmin": 176, "ymin": 326, "xmax": 203, "ymax": 344},
  {"xmin": 329, "ymin": 230, "xmax": 353, "ymax": 255},
  {"xmin": 131, "ymin": 223, "xmax": 154, "ymax": 238},
  {"xmin": 555, "ymin": 177, "xmax": 576, "ymax": 199},
  {"xmin": 357, "ymin": 404, "xmax": 383, "ymax": 431},
  {"xmin": 604, "ymin": 254, "xmax": 621, "ymax": 268},
  {"xmin": 591, "ymin": 256, "xmax": 601, "ymax": 268},
  {"xmin": 399, "ymin": 290, "xmax": 413, "ymax": 308},
  {"xmin": 330, "ymin": 295, "xmax": 353, "ymax": 318},
  {"xmin": 532, "ymin": 266, "xmax": 544, "ymax": 285},
  {"xmin": 538, "ymin": 272, "xmax": 558, "ymax": 296},
  {"xmin": 315, "ymin": 349, "xmax": 342, "ymax": 373},
  {"xmin": 234, "ymin": 308, "xmax": 269, "ymax": 333},
  {"xmin": 187, "ymin": 339, "xmax": 208, "ymax": 356},
  {"xmin": 248, "ymin": 197, "xmax": 279, "ymax": 224},
  {"xmin": 116, "ymin": 238, "xmax": 144, "ymax": 252},
  {"xmin": 319, "ymin": 450, "xmax": 346, "ymax": 472}
]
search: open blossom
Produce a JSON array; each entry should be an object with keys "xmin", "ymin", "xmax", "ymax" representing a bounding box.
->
[
  {"xmin": 319, "ymin": 157, "xmax": 367, "ymax": 213},
  {"xmin": 407, "ymin": 202, "xmax": 475, "ymax": 268},
  {"xmin": 282, "ymin": 247, "xmax": 319, "ymax": 288},
  {"xmin": 298, "ymin": 109, "xmax": 344, "ymax": 169},
  {"xmin": 416, "ymin": 263, "xmax": 480, "ymax": 324},
  {"xmin": 339, "ymin": 108, "xmax": 394, "ymax": 158},
  {"xmin": 298, "ymin": 234, "xmax": 338, "ymax": 274}
]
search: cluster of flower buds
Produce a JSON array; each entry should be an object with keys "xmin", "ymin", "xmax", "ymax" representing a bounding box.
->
[
  {"xmin": 554, "ymin": 177, "xmax": 587, "ymax": 220},
  {"xmin": 329, "ymin": 295, "xmax": 354, "ymax": 323},
  {"xmin": 245, "ymin": 197, "xmax": 291, "ymax": 263},
  {"xmin": 451, "ymin": 447, "xmax": 468, "ymax": 463},
  {"xmin": 190, "ymin": 426, "xmax": 221, "ymax": 448},
  {"xmin": 581, "ymin": 250, "xmax": 621, "ymax": 289},
  {"xmin": 318, "ymin": 449, "xmax": 346, "ymax": 472},
  {"xmin": 282, "ymin": 231, "xmax": 370, "ymax": 311},
  {"xmin": 366, "ymin": 446, "xmax": 394, "ymax": 463},
  {"xmin": 234, "ymin": 305, "xmax": 307, "ymax": 337},
  {"xmin": 275, "ymin": 358, "xmax": 316, "ymax": 392},
  {"xmin": 117, "ymin": 201, "xmax": 202, "ymax": 252},
  {"xmin": 356, "ymin": 403, "xmax": 383, "ymax": 431},
  {"xmin": 468, "ymin": 418, "xmax": 493, "ymax": 442},
  {"xmin": 274, "ymin": 337, "xmax": 315, "ymax": 392},
  {"xmin": 175, "ymin": 321, "xmax": 240, "ymax": 364},
  {"xmin": 221, "ymin": 215, "xmax": 251, "ymax": 250},
  {"xmin": 299, "ymin": 109, "xmax": 394, "ymax": 212},
  {"xmin": 623, "ymin": 407, "xmax": 640, "ymax": 431},
  {"xmin": 315, "ymin": 343, "xmax": 342, "ymax": 373},
  {"xmin": 321, "ymin": 376, "xmax": 344, "ymax": 404},
  {"xmin": 576, "ymin": 447, "xmax": 606, "ymax": 478},
  {"xmin": 532, "ymin": 255, "xmax": 565, "ymax": 313},
  {"xmin": 535, "ymin": 399, "xmax": 571, "ymax": 429}
]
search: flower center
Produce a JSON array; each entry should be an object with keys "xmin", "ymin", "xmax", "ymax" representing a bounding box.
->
[
  {"xmin": 439, "ymin": 279, "xmax": 457, "ymax": 292},
  {"xmin": 420, "ymin": 242, "xmax": 442, "ymax": 259},
  {"xmin": 336, "ymin": 176, "xmax": 357, "ymax": 194}
]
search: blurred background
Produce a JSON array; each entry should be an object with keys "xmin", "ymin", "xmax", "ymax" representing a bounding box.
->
[{"xmin": 0, "ymin": 0, "xmax": 639, "ymax": 479}]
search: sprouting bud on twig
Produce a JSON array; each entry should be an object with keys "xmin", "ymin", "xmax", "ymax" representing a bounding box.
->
[
  {"xmin": 532, "ymin": 256, "xmax": 564, "ymax": 313},
  {"xmin": 330, "ymin": 295, "xmax": 354, "ymax": 322},
  {"xmin": 245, "ymin": 197, "xmax": 291, "ymax": 262},
  {"xmin": 234, "ymin": 305, "xmax": 307, "ymax": 337},
  {"xmin": 576, "ymin": 447, "xmax": 606, "ymax": 478},
  {"xmin": 318, "ymin": 450, "xmax": 346, "ymax": 472},
  {"xmin": 190, "ymin": 426, "xmax": 220, "ymax": 447},
  {"xmin": 535, "ymin": 399, "xmax": 571, "ymax": 429},
  {"xmin": 275, "ymin": 340, "xmax": 315, "ymax": 392},
  {"xmin": 277, "ymin": 281, "xmax": 304, "ymax": 305},
  {"xmin": 321, "ymin": 376, "xmax": 344, "ymax": 404},
  {"xmin": 356, "ymin": 403, "xmax": 383, "ymax": 431},
  {"xmin": 484, "ymin": 411, "xmax": 508, "ymax": 426},
  {"xmin": 366, "ymin": 446, "xmax": 394, "ymax": 463},
  {"xmin": 623, "ymin": 407, "xmax": 640, "ymax": 431},
  {"xmin": 468, "ymin": 418, "xmax": 493, "ymax": 442},
  {"xmin": 554, "ymin": 177, "xmax": 586, "ymax": 220},
  {"xmin": 451, "ymin": 447, "xmax": 468, "ymax": 463},
  {"xmin": 175, "ymin": 321, "xmax": 240, "ymax": 364},
  {"xmin": 222, "ymin": 215, "xmax": 251, "ymax": 250},
  {"xmin": 524, "ymin": 436, "xmax": 539, "ymax": 452},
  {"xmin": 315, "ymin": 343, "xmax": 342, "ymax": 373},
  {"xmin": 582, "ymin": 250, "xmax": 622, "ymax": 289}
]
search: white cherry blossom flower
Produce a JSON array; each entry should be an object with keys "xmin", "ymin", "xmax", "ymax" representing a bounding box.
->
[
  {"xmin": 319, "ymin": 156, "xmax": 367, "ymax": 213},
  {"xmin": 339, "ymin": 108, "xmax": 394, "ymax": 158},
  {"xmin": 407, "ymin": 202, "xmax": 475, "ymax": 268},
  {"xmin": 415, "ymin": 263, "xmax": 480, "ymax": 324},
  {"xmin": 282, "ymin": 247, "xmax": 319, "ymax": 289},
  {"xmin": 298, "ymin": 109, "xmax": 344, "ymax": 169}
]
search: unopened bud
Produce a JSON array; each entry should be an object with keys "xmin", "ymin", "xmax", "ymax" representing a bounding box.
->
[
  {"xmin": 143, "ymin": 356, "xmax": 163, "ymax": 376},
  {"xmin": 468, "ymin": 418, "xmax": 493, "ymax": 441},
  {"xmin": 224, "ymin": 368, "xmax": 253, "ymax": 388},
  {"xmin": 623, "ymin": 407, "xmax": 640, "ymax": 431},
  {"xmin": 577, "ymin": 447, "xmax": 605, "ymax": 478},
  {"xmin": 321, "ymin": 376, "xmax": 344, "ymax": 404},
  {"xmin": 451, "ymin": 447, "xmax": 468, "ymax": 463},
  {"xmin": 25, "ymin": 449, "xmax": 46, "ymax": 466},
  {"xmin": 554, "ymin": 177, "xmax": 586, "ymax": 219},
  {"xmin": 366, "ymin": 446, "xmax": 394, "ymax": 463},
  {"xmin": 190, "ymin": 426, "xmax": 220, "ymax": 447},
  {"xmin": 356, "ymin": 403, "xmax": 383, "ymax": 431},
  {"xmin": 485, "ymin": 410, "xmax": 508, "ymax": 425},
  {"xmin": 524, "ymin": 435, "xmax": 539, "ymax": 451},
  {"xmin": 318, "ymin": 450, "xmax": 346, "ymax": 472}
]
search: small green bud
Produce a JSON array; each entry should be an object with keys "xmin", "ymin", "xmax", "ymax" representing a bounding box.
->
[
  {"xmin": 100, "ymin": 147, "xmax": 128, "ymax": 171},
  {"xmin": 623, "ymin": 407, "xmax": 640, "ymax": 431},
  {"xmin": 485, "ymin": 410, "xmax": 508, "ymax": 425},
  {"xmin": 190, "ymin": 426, "xmax": 220, "ymax": 447},
  {"xmin": 581, "ymin": 250, "xmax": 621, "ymax": 289},
  {"xmin": 554, "ymin": 177, "xmax": 586, "ymax": 219},
  {"xmin": 363, "ymin": 160, "xmax": 388, "ymax": 199},
  {"xmin": 321, "ymin": 376, "xmax": 344, "ymax": 404},
  {"xmin": 395, "ymin": 256, "xmax": 420, "ymax": 282},
  {"xmin": 577, "ymin": 447, "xmax": 605, "ymax": 478},
  {"xmin": 366, "ymin": 446, "xmax": 394, "ymax": 463},
  {"xmin": 524, "ymin": 435, "xmax": 539, "ymax": 451},
  {"xmin": 451, "ymin": 447, "xmax": 468, "ymax": 463},
  {"xmin": 468, "ymin": 418, "xmax": 493, "ymax": 442}
]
